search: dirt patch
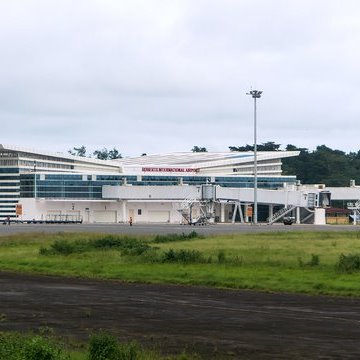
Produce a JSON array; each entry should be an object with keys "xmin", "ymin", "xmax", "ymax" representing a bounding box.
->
[{"xmin": 0, "ymin": 271, "xmax": 360, "ymax": 359}]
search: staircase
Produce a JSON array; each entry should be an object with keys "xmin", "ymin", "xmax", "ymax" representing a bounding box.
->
[
  {"xmin": 174, "ymin": 197, "xmax": 195, "ymax": 224},
  {"xmin": 174, "ymin": 197, "xmax": 211, "ymax": 225},
  {"xmin": 267, "ymin": 205, "xmax": 296, "ymax": 224},
  {"xmin": 347, "ymin": 200, "xmax": 360, "ymax": 224},
  {"xmin": 347, "ymin": 200, "xmax": 360, "ymax": 211}
]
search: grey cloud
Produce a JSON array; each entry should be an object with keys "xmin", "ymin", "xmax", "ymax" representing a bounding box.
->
[{"xmin": 1, "ymin": 0, "xmax": 360, "ymax": 155}]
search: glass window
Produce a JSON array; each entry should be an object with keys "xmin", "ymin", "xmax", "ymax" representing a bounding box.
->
[{"xmin": 0, "ymin": 168, "xmax": 19, "ymax": 173}]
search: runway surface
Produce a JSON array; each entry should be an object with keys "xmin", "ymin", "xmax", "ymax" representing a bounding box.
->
[
  {"xmin": 1, "ymin": 222, "xmax": 359, "ymax": 236},
  {"xmin": 1, "ymin": 272, "xmax": 360, "ymax": 359}
]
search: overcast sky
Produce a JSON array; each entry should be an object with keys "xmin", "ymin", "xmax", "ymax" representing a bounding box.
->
[{"xmin": 1, "ymin": 0, "xmax": 360, "ymax": 156}]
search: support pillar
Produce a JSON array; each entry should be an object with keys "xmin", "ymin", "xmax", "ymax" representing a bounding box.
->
[
  {"xmin": 122, "ymin": 201, "xmax": 127, "ymax": 223},
  {"xmin": 231, "ymin": 203, "xmax": 237, "ymax": 224},
  {"xmin": 220, "ymin": 203, "xmax": 225, "ymax": 223},
  {"xmin": 268, "ymin": 204, "xmax": 274, "ymax": 221},
  {"xmin": 238, "ymin": 202, "xmax": 244, "ymax": 223},
  {"xmin": 314, "ymin": 208, "xmax": 326, "ymax": 225},
  {"xmin": 296, "ymin": 207, "xmax": 301, "ymax": 224}
]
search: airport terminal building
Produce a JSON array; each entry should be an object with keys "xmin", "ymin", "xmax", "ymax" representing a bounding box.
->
[{"xmin": 0, "ymin": 144, "xmax": 305, "ymax": 224}]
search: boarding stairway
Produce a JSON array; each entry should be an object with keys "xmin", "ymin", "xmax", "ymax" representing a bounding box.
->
[
  {"xmin": 347, "ymin": 199, "xmax": 360, "ymax": 210},
  {"xmin": 347, "ymin": 200, "xmax": 360, "ymax": 224},
  {"xmin": 175, "ymin": 197, "xmax": 211, "ymax": 225},
  {"xmin": 267, "ymin": 205, "xmax": 296, "ymax": 224}
]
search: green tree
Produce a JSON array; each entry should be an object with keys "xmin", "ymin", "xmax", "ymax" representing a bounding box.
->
[
  {"xmin": 93, "ymin": 148, "xmax": 109, "ymax": 160},
  {"xmin": 93, "ymin": 148, "xmax": 122, "ymax": 160},
  {"xmin": 229, "ymin": 142, "xmax": 281, "ymax": 152},
  {"xmin": 68, "ymin": 146, "xmax": 87, "ymax": 157},
  {"xmin": 191, "ymin": 146, "xmax": 207, "ymax": 152},
  {"xmin": 108, "ymin": 148, "xmax": 122, "ymax": 159},
  {"xmin": 229, "ymin": 145, "xmax": 253, "ymax": 152},
  {"xmin": 282, "ymin": 144, "xmax": 360, "ymax": 186},
  {"xmin": 259, "ymin": 142, "xmax": 281, "ymax": 151}
]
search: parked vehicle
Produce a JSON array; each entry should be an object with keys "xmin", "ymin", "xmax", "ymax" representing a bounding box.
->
[{"xmin": 283, "ymin": 216, "xmax": 295, "ymax": 225}]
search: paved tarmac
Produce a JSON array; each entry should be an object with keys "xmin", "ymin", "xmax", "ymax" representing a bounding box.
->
[
  {"xmin": 1, "ymin": 272, "xmax": 360, "ymax": 359},
  {"xmin": 0, "ymin": 222, "xmax": 359, "ymax": 236}
]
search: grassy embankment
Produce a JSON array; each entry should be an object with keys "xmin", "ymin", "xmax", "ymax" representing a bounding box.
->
[{"xmin": 1, "ymin": 231, "xmax": 360, "ymax": 296}]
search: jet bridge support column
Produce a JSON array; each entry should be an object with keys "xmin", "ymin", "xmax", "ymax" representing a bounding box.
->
[
  {"xmin": 231, "ymin": 203, "xmax": 237, "ymax": 223},
  {"xmin": 296, "ymin": 207, "xmax": 301, "ymax": 224},
  {"xmin": 231, "ymin": 202, "xmax": 244, "ymax": 223},
  {"xmin": 239, "ymin": 202, "xmax": 244, "ymax": 223},
  {"xmin": 220, "ymin": 203, "xmax": 225, "ymax": 223},
  {"xmin": 268, "ymin": 205, "xmax": 274, "ymax": 221}
]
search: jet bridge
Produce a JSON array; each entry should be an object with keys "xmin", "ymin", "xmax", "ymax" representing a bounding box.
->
[{"xmin": 103, "ymin": 183, "xmax": 332, "ymax": 224}]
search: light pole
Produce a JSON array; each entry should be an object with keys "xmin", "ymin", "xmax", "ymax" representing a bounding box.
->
[{"xmin": 247, "ymin": 89, "xmax": 262, "ymax": 225}]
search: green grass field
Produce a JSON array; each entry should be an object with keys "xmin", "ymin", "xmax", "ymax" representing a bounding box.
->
[{"xmin": 1, "ymin": 231, "xmax": 360, "ymax": 296}]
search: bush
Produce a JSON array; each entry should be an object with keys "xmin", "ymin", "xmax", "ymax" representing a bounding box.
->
[
  {"xmin": 230, "ymin": 255, "xmax": 243, "ymax": 266},
  {"xmin": 88, "ymin": 331, "xmax": 119, "ymax": 360},
  {"xmin": 153, "ymin": 231, "xmax": 203, "ymax": 244},
  {"xmin": 187, "ymin": 230, "xmax": 201, "ymax": 239},
  {"xmin": 217, "ymin": 250, "xmax": 226, "ymax": 264},
  {"xmin": 162, "ymin": 249, "xmax": 205, "ymax": 264},
  {"xmin": 0, "ymin": 333, "xmax": 66, "ymax": 360},
  {"xmin": 118, "ymin": 342, "xmax": 139, "ymax": 360},
  {"xmin": 88, "ymin": 332, "xmax": 140, "ymax": 360},
  {"xmin": 40, "ymin": 236, "xmax": 152, "ymax": 256},
  {"xmin": 297, "ymin": 254, "xmax": 320, "ymax": 267},
  {"xmin": 0, "ymin": 332, "xmax": 24, "ymax": 360},
  {"xmin": 41, "ymin": 239, "xmax": 73, "ymax": 255},
  {"xmin": 95, "ymin": 236, "xmax": 152, "ymax": 256},
  {"xmin": 40, "ymin": 239, "xmax": 89, "ymax": 256},
  {"xmin": 23, "ymin": 336, "xmax": 65, "ymax": 360},
  {"xmin": 336, "ymin": 253, "xmax": 360, "ymax": 273},
  {"xmin": 307, "ymin": 254, "xmax": 320, "ymax": 267},
  {"xmin": 92, "ymin": 236, "xmax": 143, "ymax": 250}
]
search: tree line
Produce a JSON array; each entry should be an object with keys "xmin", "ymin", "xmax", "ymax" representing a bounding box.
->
[
  {"xmin": 68, "ymin": 146, "xmax": 123, "ymax": 160},
  {"xmin": 281, "ymin": 145, "xmax": 360, "ymax": 187}
]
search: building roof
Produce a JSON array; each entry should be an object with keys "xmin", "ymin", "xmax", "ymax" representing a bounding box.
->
[
  {"xmin": 0, "ymin": 144, "xmax": 299, "ymax": 177},
  {"xmin": 118, "ymin": 151, "xmax": 299, "ymax": 176},
  {"xmin": 119, "ymin": 151, "xmax": 299, "ymax": 167}
]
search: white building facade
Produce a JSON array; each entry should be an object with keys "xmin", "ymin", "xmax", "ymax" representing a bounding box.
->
[{"xmin": 2, "ymin": 143, "xmax": 338, "ymax": 224}]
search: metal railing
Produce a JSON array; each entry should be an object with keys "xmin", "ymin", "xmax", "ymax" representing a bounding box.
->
[{"xmin": 267, "ymin": 205, "xmax": 296, "ymax": 224}]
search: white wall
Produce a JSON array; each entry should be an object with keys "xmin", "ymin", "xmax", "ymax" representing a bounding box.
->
[
  {"xmin": 126, "ymin": 201, "xmax": 182, "ymax": 223},
  {"xmin": 103, "ymin": 185, "xmax": 201, "ymax": 200},
  {"xmin": 326, "ymin": 187, "xmax": 360, "ymax": 200},
  {"xmin": 18, "ymin": 198, "xmax": 183, "ymax": 224},
  {"xmin": 19, "ymin": 198, "xmax": 123, "ymax": 223}
]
